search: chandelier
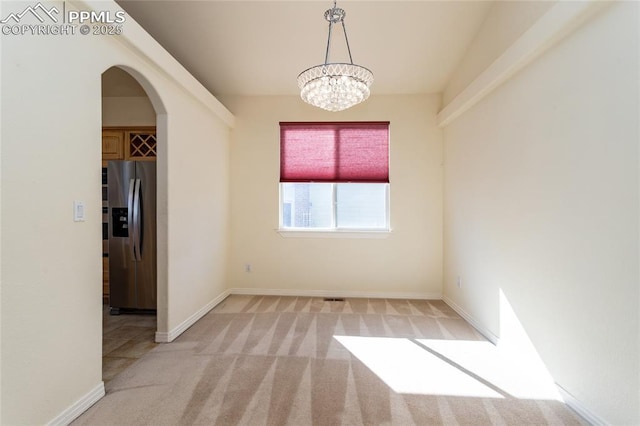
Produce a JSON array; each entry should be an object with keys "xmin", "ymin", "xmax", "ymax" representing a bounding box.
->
[{"xmin": 297, "ymin": 1, "xmax": 374, "ymax": 112}]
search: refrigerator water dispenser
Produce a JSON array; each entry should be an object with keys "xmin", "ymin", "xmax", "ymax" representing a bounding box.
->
[{"xmin": 111, "ymin": 207, "xmax": 128, "ymax": 237}]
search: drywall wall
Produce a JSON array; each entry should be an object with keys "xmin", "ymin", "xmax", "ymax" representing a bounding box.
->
[
  {"xmin": 442, "ymin": 3, "xmax": 639, "ymax": 424},
  {"xmin": 163, "ymin": 94, "xmax": 230, "ymax": 336},
  {"xmin": 0, "ymin": 1, "xmax": 232, "ymax": 423},
  {"xmin": 102, "ymin": 66, "xmax": 156, "ymax": 126},
  {"xmin": 222, "ymin": 94, "xmax": 442, "ymax": 298},
  {"xmin": 443, "ymin": 1, "xmax": 554, "ymax": 105},
  {"xmin": 102, "ymin": 96, "xmax": 156, "ymax": 126}
]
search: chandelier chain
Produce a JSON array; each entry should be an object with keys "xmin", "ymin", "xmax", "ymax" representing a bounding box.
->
[
  {"xmin": 341, "ymin": 20, "xmax": 354, "ymax": 65},
  {"xmin": 324, "ymin": 16, "xmax": 333, "ymax": 65}
]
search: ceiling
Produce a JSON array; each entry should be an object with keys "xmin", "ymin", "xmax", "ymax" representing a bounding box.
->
[{"xmin": 113, "ymin": 1, "xmax": 494, "ymax": 98}]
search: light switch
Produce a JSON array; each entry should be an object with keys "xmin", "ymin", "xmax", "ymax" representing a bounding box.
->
[{"xmin": 74, "ymin": 201, "xmax": 85, "ymax": 222}]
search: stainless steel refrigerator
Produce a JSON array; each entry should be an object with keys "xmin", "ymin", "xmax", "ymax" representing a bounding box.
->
[{"xmin": 107, "ymin": 161, "xmax": 156, "ymax": 314}]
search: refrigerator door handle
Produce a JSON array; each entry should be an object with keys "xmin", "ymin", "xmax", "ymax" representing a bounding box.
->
[
  {"xmin": 133, "ymin": 178, "xmax": 142, "ymax": 261},
  {"xmin": 127, "ymin": 178, "xmax": 136, "ymax": 261}
]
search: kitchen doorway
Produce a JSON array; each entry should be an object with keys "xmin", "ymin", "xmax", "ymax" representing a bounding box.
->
[{"xmin": 100, "ymin": 66, "xmax": 159, "ymax": 383}]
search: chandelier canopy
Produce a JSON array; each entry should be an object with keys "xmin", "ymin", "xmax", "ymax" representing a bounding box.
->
[{"xmin": 297, "ymin": 2, "xmax": 373, "ymax": 112}]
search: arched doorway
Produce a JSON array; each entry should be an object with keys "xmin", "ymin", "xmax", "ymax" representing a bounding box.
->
[{"xmin": 100, "ymin": 66, "xmax": 167, "ymax": 383}]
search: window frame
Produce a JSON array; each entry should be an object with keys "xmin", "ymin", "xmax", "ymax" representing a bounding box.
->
[
  {"xmin": 278, "ymin": 182, "xmax": 391, "ymax": 234},
  {"xmin": 278, "ymin": 121, "xmax": 391, "ymax": 236}
]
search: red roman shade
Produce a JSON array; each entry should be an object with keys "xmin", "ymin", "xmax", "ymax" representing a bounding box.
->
[{"xmin": 280, "ymin": 122, "xmax": 389, "ymax": 183}]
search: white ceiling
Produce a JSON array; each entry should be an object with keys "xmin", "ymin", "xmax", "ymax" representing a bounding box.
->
[{"xmin": 114, "ymin": 1, "xmax": 494, "ymax": 98}]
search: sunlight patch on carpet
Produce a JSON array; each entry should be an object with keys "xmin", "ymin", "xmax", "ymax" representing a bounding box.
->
[
  {"xmin": 416, "ymin": 339, "xmax": 560, "ymax": 401},
  {"xmin": 334, "ymin": 335, "xmax": 504, "ymax": 398},
  {"xmin": 334, "ymin": 290, "xmax": 562, "ymax": 402}
]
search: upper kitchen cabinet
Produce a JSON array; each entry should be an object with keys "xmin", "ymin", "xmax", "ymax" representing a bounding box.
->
[
  {"xmin": 102, "ymin": 129, "xmax": 124, "ymax": 160},
  {"xmin": 125, "ymin": 129, "xmax": 157, "ymax": 161},
  {"xmin": 102, "ymin": 127, "xmax": 157, "ymax": 161}
]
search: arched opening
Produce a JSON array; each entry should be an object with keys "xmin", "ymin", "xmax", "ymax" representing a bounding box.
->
[{"xmin": 100, "ymin": 66, "xmax": 167, "ymax": 383}]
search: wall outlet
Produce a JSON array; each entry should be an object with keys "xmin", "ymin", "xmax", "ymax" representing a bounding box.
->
[
  {"xmin": 245, "ymin": 264, "xmax": 252, "ymax": 273},
  {"xmin": 456, "ymin": 276, "xmax": 462, "ymax": 288}
]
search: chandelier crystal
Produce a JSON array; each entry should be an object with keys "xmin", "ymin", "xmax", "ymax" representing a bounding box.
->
[{"xmin": 297, "ymin": 2, "xmax": 373, "ymax": 112}]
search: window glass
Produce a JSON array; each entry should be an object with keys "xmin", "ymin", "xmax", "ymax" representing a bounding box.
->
[
  {"xmin": 336, "ymin": 184, "xmax": 387, "ymax": 229},
  {"xmin": 281, "ymin": 183, "xmax": 332, "ymax": 228},
  {"xmin": 281, "ymin": 183, "xmax": 388, "ymax": 230}
]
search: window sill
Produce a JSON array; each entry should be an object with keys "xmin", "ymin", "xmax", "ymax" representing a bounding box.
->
[{"xmin": 277, "ymin": 229, "xmax": 392, "ymax": 239}]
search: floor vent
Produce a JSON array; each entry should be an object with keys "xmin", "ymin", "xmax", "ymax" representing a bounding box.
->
[{"xmin": 324, "ymin": 298, "xmax": 345, "ymax": 302}]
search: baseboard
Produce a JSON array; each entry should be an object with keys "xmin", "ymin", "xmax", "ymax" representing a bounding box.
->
[
  {"xmin": 47, "ymin": 382, "xmax": 105, "ymax": 426},
  {"xmin": 442, "ymin": 295, "xmax": 499, "ymax": 344},
  {"xmin": 154, "ymin": 288, "xmax": 440, "ymax": 343},
  {"xmin": 556, "ymin": 384, "xmax": 607, "ymax": 425},
  {"xmin": 230, "ymin": 287, "xmax": 442, "ymax": 300},
  {"xmin": 155, "ymin": 289, "xmax": 231, "ymax": 343}
]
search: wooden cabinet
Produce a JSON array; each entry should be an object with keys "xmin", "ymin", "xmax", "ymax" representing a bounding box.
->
[
  {"xmin": 102, "ymin": 130, "xmax": 124, "ymax": 160},
  {"xmin": 103, "ymin": 257, "xmax": 110, "ymax": 304},
  {"xmin": 125, "ymin": 130, "xmax": 157, "ymax": 160},
  {"xmin": 102, "ymin": 127, "xmax": 156, "ymax": 161}
]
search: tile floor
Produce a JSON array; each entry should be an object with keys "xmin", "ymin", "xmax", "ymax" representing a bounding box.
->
[{"xmin": 102, "ymin": 305, "xmax": 158, "ymax": 383}]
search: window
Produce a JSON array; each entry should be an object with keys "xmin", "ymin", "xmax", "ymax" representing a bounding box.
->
[{"xmin": 280, "ymin": 122, "xmax": 390, "ymax": 231}]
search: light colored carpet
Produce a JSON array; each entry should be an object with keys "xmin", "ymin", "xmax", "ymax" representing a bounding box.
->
[{"xmin": 74, "ymin": 295, "xmax": 583, "ymax": 425}]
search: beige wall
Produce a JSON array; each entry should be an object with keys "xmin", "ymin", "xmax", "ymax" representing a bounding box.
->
[
  {"xmin": 442, "ymin": 3, "xmax": 639, "ymax": 424},
  {"xmin": 0, "ymin": 1, "xmax": 232, "ymax": 423},
  {"xmin": 102, "ymin": 96, "xmax": 156, "ymax": 127},
  {"xmin": 221, "ymin": 95, "xmax": 443, "ymax": 298},
  {"xmin": 164, "ymin": 95, "xmax": 230, "ymax": 331}
]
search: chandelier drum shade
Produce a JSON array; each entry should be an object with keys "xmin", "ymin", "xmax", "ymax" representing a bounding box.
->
[{"xmin": 297, "ymin": 2, "xmax": 373, "ymax": 112}]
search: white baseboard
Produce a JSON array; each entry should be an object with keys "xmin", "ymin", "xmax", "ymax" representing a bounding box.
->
[
  {"xmin": 442, "ymin": 295, "xmax": 499, "ymax": 344},
  {"xmin": 154, "ymin": 288, "xmax": 440, "ymax": 343},
  {"xmin": 230, "ymin": 287, "xmax": 442, "ymax": 300},
  {"xmin": 47, "ymin": 382, "xmax": 105, "ymax": 426},
  {"xmin": 557, "ymin": 384, "xmax": 607, "ymax": 425},
  {"xmin": 155, "ymin": 289, "xmax": 231, "ymax": 343}
]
